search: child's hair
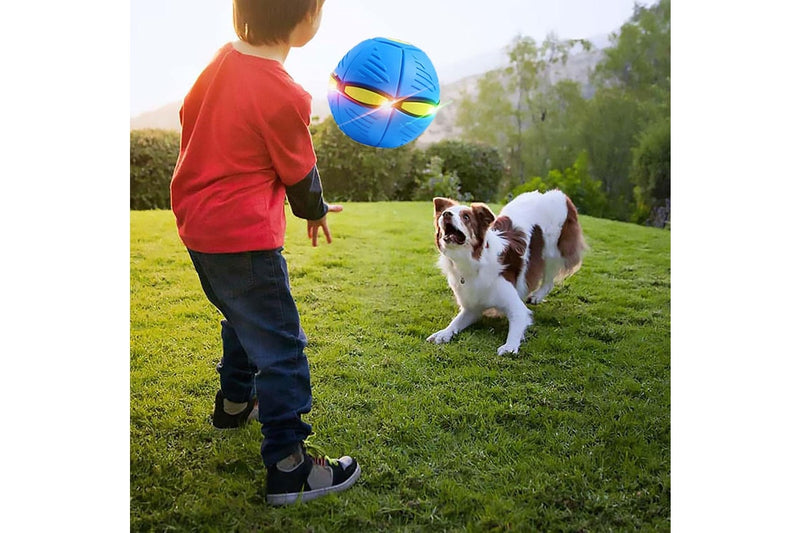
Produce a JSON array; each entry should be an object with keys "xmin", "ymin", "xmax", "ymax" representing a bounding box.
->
[{"xmin": 233, "ymin": 0, "xmax": 323, "ymax": 45}]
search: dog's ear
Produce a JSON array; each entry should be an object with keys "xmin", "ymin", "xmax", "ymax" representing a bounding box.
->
[
  {"xmin": 470, "ymin": 203, "xmax": 496, "ymax": 230},
  {"xmin": 433, "ymin": 197, "xmax": 458, "ymax": 217},
  {"xmin": 433, "ymin": 197, "xmax": 457, "ymax": 251},
  {"xmin": 466, "ymin": 203, "xmax": 496, "ymax": 259}
]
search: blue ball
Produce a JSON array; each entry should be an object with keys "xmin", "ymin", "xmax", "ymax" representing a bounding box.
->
[{"xmin": 327, "ymin": 37, "xmax": 440, "ymax": 148}]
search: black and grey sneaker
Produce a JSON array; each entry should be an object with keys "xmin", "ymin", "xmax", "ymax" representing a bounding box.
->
[
  {"xmin": 266, "ymin": 443, "xmax": 361, "ymax": 505},
  {"xmin": 211, "ymin": 390, "xmax": 258, "ymax": 429}
]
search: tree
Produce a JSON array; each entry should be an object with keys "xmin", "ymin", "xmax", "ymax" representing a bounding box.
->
[
  {"xmin": 455, "ymin": 70, "xmax": 512, "ymax": 152},
  {"xmin": 631, "ymin": 116, "xmax": 670, "ymax": 225},
  {"xmin": 593, "ymin": 0, "xmax": 670, "ymax": 108},
  {"xmin": 579, "ymin": 88, "xmax": 648, "ymax": 219},
  {"xmin": 583, "ymin": 0, "xmax": 670, "ymax": 221},
  {"xmin": 504, "ymin": 34, "xmax": 590, "ymax": 184},
  {"xmin": 452, "ymin": 0, "xmax": 670, "ymax": 224},
  {"xmin": 456, "ymin": 34, "xmax": 590, "ymax": 186},
  {"xmin": 521, "ymin": 79, "xmax": 589, "ymax": 182}
]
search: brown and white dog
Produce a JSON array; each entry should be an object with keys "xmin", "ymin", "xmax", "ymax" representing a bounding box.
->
[{"xmin": 428, "ymin": 190, "xmax": 587, "ymax": 355}]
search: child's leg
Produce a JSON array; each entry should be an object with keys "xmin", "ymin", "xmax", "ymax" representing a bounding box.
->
[
  {"xmin": 218, "ymin": 319, "xmax": 258, "ymax": 403},
  {"xmin": 188, "ymin": 252, "xmax": 257, "ymax": 404},
  {"xmin": 188, "ymin": 248, "xmax": 313, "ymax": 467}
]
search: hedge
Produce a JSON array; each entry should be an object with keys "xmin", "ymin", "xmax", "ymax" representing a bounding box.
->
[
  {"xmin": 311, "ymin": 117, "xmax": 418, "ymax": 202},
  {"xmin": 130, "ymin": 124, "xmax": 506, "ymax": 209},
  {"xmin": 130, "ymin": 129, "xmax": 179, "ymax": 210}
]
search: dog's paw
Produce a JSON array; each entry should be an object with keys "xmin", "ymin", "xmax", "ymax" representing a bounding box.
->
[
  {"xmin": 497, "ymin": 343, "xmax": 520, "ymax": 355},
  {"xmin": 528, "ymin": 284, "xmax": 554, "ymax": 305},
  {"xmin": 427, "ymin": 329, "xmax": 454, "ymax": 344},
  {"xmin": 527, "ymin": 293, "xmax": 546, "ymax": 305}
]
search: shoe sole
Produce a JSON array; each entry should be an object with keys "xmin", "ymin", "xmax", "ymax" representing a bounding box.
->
[{"xmin": 266, "ymin": 463, "xmax": 362, "ymax": 506}]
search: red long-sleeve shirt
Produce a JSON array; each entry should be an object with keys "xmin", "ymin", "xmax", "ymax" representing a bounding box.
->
[{"xmin": 170, "ymin": 43, "xmax": 320, "ymax": 253}]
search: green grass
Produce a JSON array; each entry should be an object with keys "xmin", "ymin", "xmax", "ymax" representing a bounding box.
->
[{"xmin": 131, "ymin": 202, "xmax": 670, "ymax": 532}]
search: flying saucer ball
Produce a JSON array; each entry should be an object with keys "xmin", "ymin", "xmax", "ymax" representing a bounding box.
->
[{"xmin": 327, "ymin": 37, "xmax": 440, "ymax": 148}]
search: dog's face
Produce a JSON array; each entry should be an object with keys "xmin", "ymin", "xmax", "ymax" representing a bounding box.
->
[{"xmin": 433, "ymin": 198, "xmax": 496, "ymax": 258}]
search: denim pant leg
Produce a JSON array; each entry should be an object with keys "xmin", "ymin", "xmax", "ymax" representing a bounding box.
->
[
  {"xmin": 189, "ymin": 253, "xmax": 257, "ymax": 402},
  {"xmin": 188, "ymin": 249, "xmax": 313, "ymax": 467},
  {"xmin": 217, "ymin": 319, "xmax": 258, "ymax": 403}
]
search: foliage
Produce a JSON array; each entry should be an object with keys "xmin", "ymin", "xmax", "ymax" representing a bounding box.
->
[
  {"xmin": 454, "ymin": 0, "xmax": 670, "ymax": 225},
  {"xmin": 509, "ymin": 151, "xmax": 608, "ymax": 217},
  {"xmin": 578, "ymin": 88, "xmax": 648, "ymax": 220},
  {"xmin": 522, "ymin": 80, "xmax": 590, "ymax": 180},
  {"xmin": 412, "ymin": 156, "xmax": 463, "ymax": 201},
  {"xmin": 455, "ymin": 69, "xmax": 513, "ymax": 151},
  {"xmin": 130, "ymin": 129, "xmax": 180, "ymax": 210},
  {"xmin": 131, "ymin": 204, "xmax": 670, "ymax": 531},
  {"xmin": 393, "ymin": 148, "xmax": 430, "ymax": 201},
  {"xmin": 311, "ymin": 119, "xmax": 504, "ymax": 202},
  {"xmin": 593, "ymin": 0, "xmax": 671, "ymax": 105},
  {"xmin": 424, "ymin": 139, "xmax": 505, "ymax": 202},
  {"xmin": 312, "ymin": 117, "xmax": 417, "ymax": 202},
  {"xmin": 587, "ymin": 0, "xmax": 671, "ymax": 222},
  {"xmin": 632, "ymin": 117, "xmax": 671, "ymax": 224},
  {"xmin": 504, "ymin": 34, "xmax": 592, "ymax": 184},
  {"xmin": 457, "ymin": 34, "xmax": 591, "ymax": 188}
]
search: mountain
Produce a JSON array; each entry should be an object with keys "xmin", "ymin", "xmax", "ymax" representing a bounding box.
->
[
  {"xmin": 416, "ymin": 40, "xmax": 606, "ymax": 145},
  {"xmin": 130, "ymin": 36, "xmax": 609, "ymax": 144},
  {"xmin": 129, "ymin": 92, "xmax": 336, "ymax": 131},
  {"xmin": 130, "ymin": 102, "xmax": 182, "ymax": 131}
]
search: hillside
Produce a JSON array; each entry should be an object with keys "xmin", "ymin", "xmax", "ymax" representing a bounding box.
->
[{"xmin": 130, "ymin": 102, "xmax": 183, "ymax": 131}]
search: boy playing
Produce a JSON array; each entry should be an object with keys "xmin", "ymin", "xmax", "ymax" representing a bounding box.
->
[{"xmin": 170, "ymin": 0, "xmax": 360, "ymax": 505}]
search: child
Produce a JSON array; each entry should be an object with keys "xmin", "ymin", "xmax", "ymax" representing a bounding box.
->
[{"xmin": 170, "ymin": 0, "xmax": 360, "ymax": 505}]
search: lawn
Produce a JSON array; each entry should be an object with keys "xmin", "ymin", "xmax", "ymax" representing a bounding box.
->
[{"xmin": 130, "ymin": 202, "xmax": 670, "ymax": 531}]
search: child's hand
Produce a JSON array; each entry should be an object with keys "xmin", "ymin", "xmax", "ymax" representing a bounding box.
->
[{"xmin": 307, "ymin": 204, "xmax": 343, "ymax": 247}]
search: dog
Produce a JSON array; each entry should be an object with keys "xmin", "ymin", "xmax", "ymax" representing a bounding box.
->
[{"xmin": 427, "ymin": 190, "xmax": 587, "ymax": 355}]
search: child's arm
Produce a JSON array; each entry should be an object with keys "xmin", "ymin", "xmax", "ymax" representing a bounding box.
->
[
  {"xmin": 285, "ymin": 165, "xmax": 328, "ymax": 221},
  {"xmin": 285, "ymin": 165, "xmax": 343, "ymax": 246}
]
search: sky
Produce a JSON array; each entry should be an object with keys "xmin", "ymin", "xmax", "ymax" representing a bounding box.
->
[{"xmin": 131, "ymin": 0, "xmax": 656, "ymax": 117}]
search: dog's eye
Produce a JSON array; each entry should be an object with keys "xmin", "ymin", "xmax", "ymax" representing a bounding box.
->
[{"xmin": 463, "ymin": 213, "xmax": 470, "ymax": 222}]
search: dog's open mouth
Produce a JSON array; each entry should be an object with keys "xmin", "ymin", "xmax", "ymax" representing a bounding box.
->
[{"xmin": 443, "ymin": 222, "xmax": 466, "ymax": 245}]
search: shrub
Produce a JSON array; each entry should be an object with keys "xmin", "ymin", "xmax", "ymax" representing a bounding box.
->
[
  {"xmin": 312, "ymin": 117, "xmax": 417, "ymax": 201},
  {"xmin": 509, "ymin": 151, "xmax": 608, "ymax": 217},
  {"xmin": 393, "ymin": 149, "xmax": 429, "ymax": 201},
  {"xmin": 412, "ymin": 156, "xmax": 464, "ymax": 201},
  {"xmin": 424, "ymin": 140, "xmax": 505, "ymax": 202},
  {"xmin": 130, "ymin": 129, "xmax": 180, "ymax": 210}
]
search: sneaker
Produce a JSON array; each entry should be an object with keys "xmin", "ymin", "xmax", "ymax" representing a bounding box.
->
[
  {"xmin": 211, "ymin": 390, "xmax": 258, "ymax": 429},
  {"xmin": 266, "ymin": 443, "xmax": 361, "ymax": 505}
]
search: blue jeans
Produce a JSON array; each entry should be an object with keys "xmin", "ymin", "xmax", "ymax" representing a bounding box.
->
[{"xmin": 187, "ymin": 248, "xmax": 312, "ymax": 466}]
